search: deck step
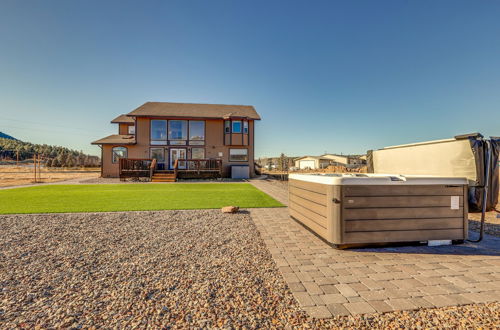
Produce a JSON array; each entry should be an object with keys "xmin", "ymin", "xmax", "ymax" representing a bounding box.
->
[
  {"xmin": 151, "ymin": 178, "xmax": 176, "ymax": 182},
  {"xmin": 151, "ymin": 170, "xmax": 177, "ymax": 182}
]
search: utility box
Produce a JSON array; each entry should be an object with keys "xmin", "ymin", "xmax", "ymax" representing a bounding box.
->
[
  {"xmin": 289, "ymin": 173, "xmax": 469, "ymax": 248},
  {"xmin": 231, "ymin": 165, "xmax": 250, "ymax": 179}
]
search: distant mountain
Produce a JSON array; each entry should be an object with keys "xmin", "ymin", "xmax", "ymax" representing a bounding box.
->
[{"xmin": 0, "ymin": 131, "xmax": 17, "ymax": 140}]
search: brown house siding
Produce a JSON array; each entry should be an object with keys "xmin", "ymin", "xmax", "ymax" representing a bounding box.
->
[
  {"xmin": 101, "ymin": 118, "xmax": 256, "ymax": 178},
  {"xmin": 118, "ymin": 124, "xmax": 129, "ymax": 135}
]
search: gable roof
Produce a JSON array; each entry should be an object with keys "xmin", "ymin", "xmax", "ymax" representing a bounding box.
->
[
  {"xmin": 321, "ymin": 154, "xmax": 349, "ymax": 159},
  {"xmin": 294, "ymin": 156, "xmax": 331, "ymax": 161},
  {"xmin": 111, "ymin": 114, "xmax": 135, "ymax": 124},
  {"xmin": 91, "ymin": 134, "xmax": 136, "ymax": 145},
  {"xmin": 127, "ymin": 102, "xmax": 261, "ymax": 120}
]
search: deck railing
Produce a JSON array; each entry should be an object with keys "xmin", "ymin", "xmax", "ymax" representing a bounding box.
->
[
  {"xmin": 119, "ymin": 158, "xmax": 154, "ymax": 179},
  {"xmin": 149, "ymin": 158, "xmax": 157, "ymax": 180},
  {"xmin": 120, "ymin": 158, "xmax": 222, "ymax": 180},
  {"xmin": 174, "ymin": 159, "xmax": 222, "ymax": 178}
]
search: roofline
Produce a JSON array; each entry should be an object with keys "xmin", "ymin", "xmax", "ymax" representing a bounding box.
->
[
  {"xmin": 91, "ymin": 141, "xmax": 137, "ymax": 145},
  {"xmin": 126, "ymin": 114, "xmax": 261, "ymax": 120},
  {"xmin": 91, "ymin": 134, "xmax": 137, "ymax": 145},
  {"xmin": 110, "ymin": 114, "xmax": 135, "ymax": 124},
  {"xmin": 110, "ymin": 120, "xmax": 135, "ymax": 124},
  {"xmin": 140, "ymin": 101, "xmax": 256, "ymax": 108},
  {"xmin": 294, "ymin": 156, "xmax": 331, "ymax": 161},
  {"xmin": 320, "ymin": 154, "xmax": 349, "ymax": 157},
  {"xmin": 126, "ymin": 101, "xmax": 261, "ymax": 120}
]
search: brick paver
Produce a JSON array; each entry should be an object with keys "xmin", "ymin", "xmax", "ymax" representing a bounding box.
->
[
  {"xmin": 303, "ymin": 306, "xmax": 332, "ymax": 318},
  {"xmin": 343, "ymin": 301, "xmax": 376, "ymax": 315},
  {"xmin": 368, "ymin": 300, "xmax": 394, "ymax": 313},
  {"xmin": 385, "ymin": 298, "xmax": 418, "ymax": 311},
  {"xmin": 249, "ymin": 180, "xmax": 500, "ymax": 317}
]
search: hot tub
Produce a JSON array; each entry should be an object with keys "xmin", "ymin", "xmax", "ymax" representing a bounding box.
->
[{"xmin": 288, "ymin": 173, "xmax": 468, "ymax": 248}]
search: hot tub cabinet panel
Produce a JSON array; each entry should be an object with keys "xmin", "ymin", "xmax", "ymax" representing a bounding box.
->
[{"xmin": 288, "ymin": 174, "xmax": 468, "ymax": 247}]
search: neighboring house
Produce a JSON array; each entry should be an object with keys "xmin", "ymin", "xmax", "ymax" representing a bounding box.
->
[
  {"xmin": 294, "ymin": 154, "xmax": 367, "ymax": 169},
  {"xmin": 321, "ymin": 154, "xmax": 350, "ymax": 165},
  {"xmin": 92, "ymin": 102, "xmax": 261, "ymax": 179},
  {"xmin": 294, "ymin": 156, "xmax": 333, "ymax": 170},
  {"xmin": 322, "ymin": 154, "xmax": 367, "ymax": 166}
]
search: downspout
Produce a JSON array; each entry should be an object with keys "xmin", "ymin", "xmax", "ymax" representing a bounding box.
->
[
  {"xmin": 99, "ymin": 145, "xmax": 103, "ymax": 178},
  {"xmin": 467, "ymin": 139, "xmax": 492, "ymax": 243}
]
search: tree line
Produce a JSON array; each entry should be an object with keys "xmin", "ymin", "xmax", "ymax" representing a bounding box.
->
[{"xmin": 0, "ymin": 137, "xmax": 100, "ymax": 167}]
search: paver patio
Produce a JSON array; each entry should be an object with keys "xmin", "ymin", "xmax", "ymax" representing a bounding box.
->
[{"xmin": 249, "ymin": 179, "xmax": 500, "ymax": 317}]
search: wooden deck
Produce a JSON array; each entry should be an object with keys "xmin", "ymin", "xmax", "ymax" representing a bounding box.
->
[{"xmin": 119, "ymin": 158, "xmax": 222, "ymax": 181}]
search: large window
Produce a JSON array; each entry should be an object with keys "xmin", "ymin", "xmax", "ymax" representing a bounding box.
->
[
  {"xmin": 191, "ymin": 147, "xmax": 205, "ymax": 159},
  {"xmin": 112, "ymin": 147, "xmax": 127, "ymax": 163},
  {"xmin": 128, "ymin": 125, "xmax": 135, "ymax": 135},
  {"xmin": 151, "ymin": 120, "xmax": 167, "ymax": 145},
  {"xmin": 150, "ymin": 147, "xmax": 165, "ymax": 170},
  {"xmin": 232, "ymin": 121, "xmax": 242, "ymax": 133},
  {"xmin": 169, "ymin": 120, "xmax": 187, "ymax": 140},
  {"xmin": 150, "ymin": 148, "xmax": 165, "ymax": 162},
  {"xmin": 189, "ymin": 121, "xmax": 205, "ymax": 145},
  {"xmin": 229, "ymin": 148, "xmax": 248, "ymax": 161}
]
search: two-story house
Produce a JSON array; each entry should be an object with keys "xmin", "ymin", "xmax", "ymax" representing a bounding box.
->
[{"xmin": 92, "ymin": 102, "xmax": 261, "ymax": 179}]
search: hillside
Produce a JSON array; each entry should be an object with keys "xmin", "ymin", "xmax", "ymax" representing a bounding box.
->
[
  {"xmin": 0, "ymin": 137, "xmax": 99, "ymax": 167},
  {"xmin": 0, "ymin": 132, "xmax": 17, "ymax": 140}
]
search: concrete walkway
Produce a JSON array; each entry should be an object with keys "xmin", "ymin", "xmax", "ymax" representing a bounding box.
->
[{"xmin": 249, "ymin": 179, "xmax": 500, "ymax": 318}]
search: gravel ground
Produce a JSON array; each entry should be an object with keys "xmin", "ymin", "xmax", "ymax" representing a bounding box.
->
[
  {"xmin": 1, "ymin": 210, "xmax": 499, "ymax": 328},
  {"xmin": 469, "ymin": 204, "xmax": 500, "ymax": 237}
]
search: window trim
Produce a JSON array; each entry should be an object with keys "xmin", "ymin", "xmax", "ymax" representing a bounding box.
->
[
  {"xmin": 112, "ymin": 146, "xmax": 128, "ymax": 164},
  {"xmin": 150, "ymin": 119, "xmax": 168, "ymax": 144},
  {"xmin": 128, "ymin": 125, "xmax": 135, "ymax": 135},
  {"xmin": 191, "ymin": 147, "xmax": 205, "ymax": 159},
  {"xmin": 232, "ymin": 120, "xmax": 242, "ymax": 133},
  {"xmin": 149, "ymin": 147, "xmax": 166, "ymax": 163},
  {"xmin": 229, "ymin": 148, "xmax": 248, "ymax": 162},
  {"xmin": 188, "ymin": 120, "xmax": 205, "ymax": 144},
  {"xmin": 168, "ymin": 120, "xmax": 188, "ymax": 141},
  {"xmin": 243, "ymin": 121, "xmax": 248, "ymax": 134}
]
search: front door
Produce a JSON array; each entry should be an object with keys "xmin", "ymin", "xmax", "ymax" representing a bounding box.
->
[{"xmin": 169, "ymin": 148, "xmax": 187, "ymax": 170}]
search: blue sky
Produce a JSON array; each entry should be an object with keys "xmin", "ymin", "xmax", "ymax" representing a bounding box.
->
[{"xmin": 0, "ymin": 0, "xmax": 499, "ymax": 157}]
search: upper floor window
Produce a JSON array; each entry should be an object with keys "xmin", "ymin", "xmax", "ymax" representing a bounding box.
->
[
  {"xmin": 189, "ymin": 121, "xmax": 204, "ymax": 140},
  {"xmin": 224, "ymin": 120, "xmax": 230, "ymax": 133},
  {"xmin": 243, "ymin": 121, "xmax": 248, "ymax": 134},
  {"xmin": 112, "ymin": 147, "xmax": 127, "ymax": 163},
  {"xmin": 168, "ymin": 120, "xmax": 187, "ymax": 140},
  {"xmin": 232, "ymin": 121, "xmax": 242, "ymax": 133},
  {"xmin": 128, "ymin": 125, "xmax": 135, "ymax": 135},
  {"xmin": 151, "ymin": 120, "xmax": 167, "ymax": 145}
]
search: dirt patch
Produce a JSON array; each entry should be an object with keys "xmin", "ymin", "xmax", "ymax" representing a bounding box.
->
[{"xmin": 0, "ymin": 165, "xmax": 100, "ymax": 187}]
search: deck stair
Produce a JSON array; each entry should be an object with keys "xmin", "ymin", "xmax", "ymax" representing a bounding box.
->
[{"xmin": 151, "ymin": 171, "xmax": 177, "ymax": 182}]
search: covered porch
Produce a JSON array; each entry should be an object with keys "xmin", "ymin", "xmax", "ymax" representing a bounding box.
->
[{"xmin": 119, "ymin": 158, "xmax": 223, "ymax": 182}]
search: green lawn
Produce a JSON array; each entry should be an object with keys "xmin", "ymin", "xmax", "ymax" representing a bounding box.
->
[{"xmin": 0, "ymin": 183, "xmax": 284, "ymax": 214}]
